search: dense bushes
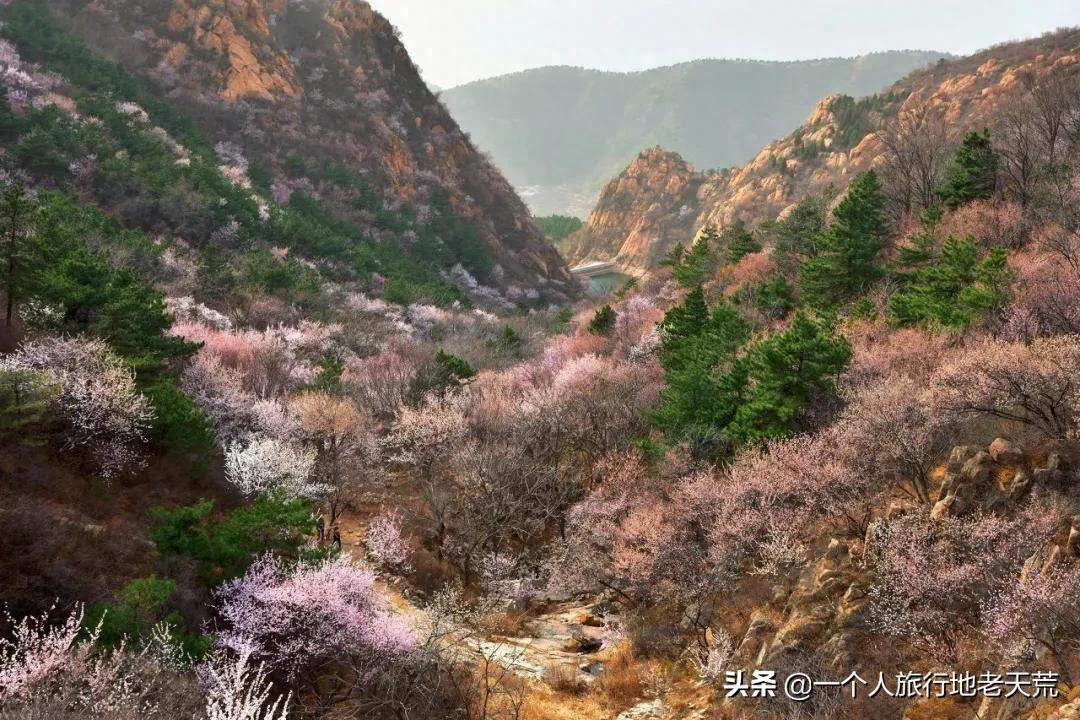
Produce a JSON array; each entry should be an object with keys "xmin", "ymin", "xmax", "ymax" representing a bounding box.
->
[
  {"xmin": 0, "ymin": 187, "xmax": 214, "ymax": 461},
  {"xmin": 652, "ymin": 285, "xmax": 850, "ymax": 460},
  {"xmin": 150, "ymin": 494, "xmax": 316, "ymax": 586},
  {"xmin": 0, "ymin": 3, "xmax": 496, "ymax": 309},
  {"xmin": 535, "ymin": 214, "xmax": 583, "ymax": 241}
]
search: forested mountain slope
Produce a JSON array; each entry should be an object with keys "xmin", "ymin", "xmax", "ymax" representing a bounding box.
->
[
  {"xmin": 4, "ymin": 8, "xmax": 1080, "ymax": 720},
  {"xmin": 12, "ymin": 0, "xmax": 572, "ymax": 308}
]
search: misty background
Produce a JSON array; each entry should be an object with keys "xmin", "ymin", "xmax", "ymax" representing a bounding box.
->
[{"xmin": 369, "ymin": 0, "xmax": 1079, "ymax": 89}]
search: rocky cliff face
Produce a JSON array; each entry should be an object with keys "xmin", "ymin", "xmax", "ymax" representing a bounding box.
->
[
  {"xmin": 560, "ymin": 147, "xmax": 702, "ymax": 275},
  {"xmin": 44, "ymin": 0, "xmax": 572, "ymax": 293},
  {"xmin": 569, "ymin": 29, "xmax": 1080, "ymax": 275}
]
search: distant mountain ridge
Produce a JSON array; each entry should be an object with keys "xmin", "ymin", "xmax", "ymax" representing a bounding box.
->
[{"xmin": 441, "ymin": 51, "xmax": 950, "ymax": 217}]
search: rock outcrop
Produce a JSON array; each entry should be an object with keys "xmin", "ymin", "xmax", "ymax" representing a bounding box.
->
[{"xmin": 560, "ymin": 147, "xmax": 703, "ymax": 276}]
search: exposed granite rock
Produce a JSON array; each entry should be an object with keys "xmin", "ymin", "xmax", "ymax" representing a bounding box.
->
[
  {"xmin": 560, "ymin": 147, "xmax": 702, "ymax": 275},
  {"xmin": 988, "ymin": 438, "xmax": 1024, "ymax": 465}
]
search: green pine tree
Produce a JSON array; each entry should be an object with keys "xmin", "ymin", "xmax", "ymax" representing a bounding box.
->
[
  {"xmin": 889, "ymin": 235, "xmax": 1011, "ymax": 329},
  {"xmin": 408, "ymin": 350, "xmax": 477, "ymax": 403},
  {"xmin": 893, "ymin": 231, "xmax": 937, "ymax": 279},
  {"xmin": 753, "ymin": 277, "xmax": 796, "ymax": 320},
  {"xmin": 659, "ymin": 286, "xmax": 712, "ymax": 370},
  {"xmin": 652, "ymin": 294, "xmax": 751, "ymax": 459},
  {"xmin": 940, "ymin": 129, "xmax": 998, "ymax": 210},
  {"xmin": 721, "ymin": 220, "xmax": 762, "ymax": 264},
  {"xmin": 799, "ymin": 171, "xmax": 889, "ymax": 308},
  {"xmin": 729, "ymin": 312, "xmax": 851, "ymax": 445},
  {"xmin": 0, "ymin": 182, "xmax": 41, "ymax": 328},
  {"xmin": 769, "ymin": 189, "xmax": 834, "ymax": 268},
  {"xmin": 587, "ymin": 304, "xmax": 618, "ymax": 336},
  {"xmin": 673, "ymin": 227, "xmax": 720, "ymax": 287},
  {"xmin": 660, "ymin": 244, "xmax": 685, "ymax": 269},
  {"xmin": 0, "ymin": 367, "xmax": 57, "ymax": 441}
]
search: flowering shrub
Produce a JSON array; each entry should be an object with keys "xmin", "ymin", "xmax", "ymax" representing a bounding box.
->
[
  {"xmin": 866, "ymin": 509, "xmax": 1055, "ymax": 664},
  {"xmin": 2, "ymin": 337, "xmax": 152, "ymax": 478},
  {"xmin": 215, "ymin": 555, "xmax": 416, "ymax": 682},
  {"xmin": 199, "ymin": 651, "xmax": 291, "ymax": 720},
  {"xmin": 984, "ymin": 562, "xmax": 1080, "ymax": 668},
  {"xmin": 0, "ymin": 605, "xmax": 201, "ymax": 718},
  {"xmin": 837, "ymin": 373, "xmax": 958, "ymax": 503},
  {"xmin": 1004, "ymin": 244, "xmax": 1080, "ymax": 339},
  {"xmin": 929, "ymin": 335, "xmax": 1080, "ymax": 439},
  {"xmin": 224, "ymin": 436, "xmax": 320, "ymax": 499},
  {"xmin": 167, "ymin": 296, "xmax": 233, "ymax": 330},
  {"xmin": 365, "ymin": 510, "xmax": 413, "ymax": 571}
]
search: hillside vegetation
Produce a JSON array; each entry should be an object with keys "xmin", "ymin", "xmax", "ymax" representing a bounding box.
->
[{"xmin": 2, "ymin": 7, "xmax": 1080, "ymax": 720}]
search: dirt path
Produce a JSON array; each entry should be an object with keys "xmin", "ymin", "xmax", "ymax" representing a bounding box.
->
[{"xmin": 332, "ymin": 509, "xmax": 617, "ymax": 685}]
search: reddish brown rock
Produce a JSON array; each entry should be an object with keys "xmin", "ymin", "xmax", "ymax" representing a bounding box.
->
[
  {"xmin": 568, "ymin": 31, "xmax": 1080, "ymax": 277},
  {"xmin": 560, "ymin": 147, "xmax": 703, "ymax": 276}
]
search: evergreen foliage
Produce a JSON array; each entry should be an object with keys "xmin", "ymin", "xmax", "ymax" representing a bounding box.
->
[
  {"xmin": 799, "ymin": 171, "xmax": 889, "ymax": 308},
  {"xmin": 890, "ymin": 235, "xmax": 1012, "ymax": 329},
  {"xmin": 767, "ymin": 189, "xmax": 834, "ymax": 268},
  {"xmin": 0, "ymin": 183, "xmax": 41, "ymax": 328},
  {"xmin": 0, "ymin": 367, "xmax": 57, "ymax": 440},
  {"xmin": 487, "ymin": 325, "xmax": 526, "ymax": 358},
  {"xmin": 408, "ymin": 350, "xmax": 477, "ymax": 403},
  {"xmin": 940, "ymin": 129, "xmax": 999, "ymax": 210},
  {"xmin": 535, "ymin": 214, "xmax": 584, "ymax": 241},
  {"xmin": 654, "ymin": 285, "xmax": 850, "ymax": 460},
  {"xmin": 587, "ymin": 304, "xmax": 617, "ymax": 336},
  {"xmin": 150, "ymin": 494, "xmax": 316, "ymax": 585},
  {"xmin": 83, "ymin": 576, "xmax": 212, "ymax": 658},
  {"xmin": 728, "ymin": 312, "xmax": 851, "ymax": 445},
  {"xmin": 720, "ymin": 220, "xmax": 762, "ymax": 264},
  {"xmin": 673, "ymin": 228, "xmax": 720, "ymax": 287}
]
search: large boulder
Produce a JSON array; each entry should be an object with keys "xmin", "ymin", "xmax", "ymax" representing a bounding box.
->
[
  {"xmin": 1033, "ymin": 452, "xmax": 1070, "ymax": 487},
  {"xmin": 931, "ymin": 494, "xmax": 963, "ymax": 520},
  {"xmin": 946, "ymin": 445, "xmax": 982, "ymax": 474},
  {"xmin": 1008, "ymin": 468, "xmax": 1032, "ymax": 499},
  {"xmin": 959, "ymin": 451, "xmax": 994, "ymax": 486},
  {"xmin": 988, "ymin": 438, "xmax": 1024, "ymax": 465}
]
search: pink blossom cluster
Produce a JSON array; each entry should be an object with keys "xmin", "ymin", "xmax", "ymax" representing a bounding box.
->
[
  {"xmin": 174, "ymin": 320, "xmax": 342, "ymax": 408},
  {"xmin": 1003, "ymin": 240, "xmax": 1080, "ymax": 339},
  {"xmin": 365, "ymin": 510, "xmax": 413, "ymax": 571},
  {"xmin": 215, "ymin": 555, "xmax": 417, "ymax": 680},
  {"xmin": 929, "ymin": 335, "xmax": 1080, "ymax": 439},
  {"xmin": 0, "ymin": 40, "xmax": 61, "ymax": 105},
  {"xmin": 866, "ymin": 507, "xmax": 1058, "ymax": 664},
  {"xmin": 0, "ymin": 604, "xmax": 190, "ymax": 716}
]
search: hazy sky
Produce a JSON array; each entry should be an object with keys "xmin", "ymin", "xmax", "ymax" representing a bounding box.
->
[{"xmin": 367, "ymin": 0, "xmax": 1080, "ymax": 89}]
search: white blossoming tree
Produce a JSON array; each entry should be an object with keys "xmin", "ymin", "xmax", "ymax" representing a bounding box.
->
[{"xmin": 224, "ymin": 435, "xmax": 321, "ymax": 499}]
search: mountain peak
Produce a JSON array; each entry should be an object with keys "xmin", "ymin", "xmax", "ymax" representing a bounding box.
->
[
  {"xmin": 442, "ymin": 50, "xmax": 949, "ymax": 216},
  {"xmin": 567, "ymin": 27, "xmax": 1080, "ymax": 276},
  {"xmin": 559, "ymin": 145, "xmax": 702, "ymax": 273}
]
